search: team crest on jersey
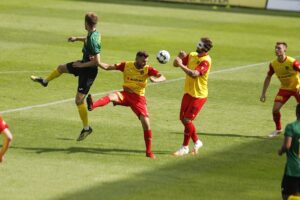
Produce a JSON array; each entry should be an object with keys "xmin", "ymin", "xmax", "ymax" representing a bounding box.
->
[
  {"xmin": 139, "ymin": 70, "xmax": 144, "ymax": 75},
  {"xmin": 285, "ymin": 66, "xmax": 289, "ymax": 70}
]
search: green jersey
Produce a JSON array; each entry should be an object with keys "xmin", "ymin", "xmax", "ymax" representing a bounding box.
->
[
  {"xmin": 82, "ymin": 31, "xmax": 101, "ymax": 63},
  {"xmin": 284, "ymin": 120, "xmax": 300, "ymax": 177}
]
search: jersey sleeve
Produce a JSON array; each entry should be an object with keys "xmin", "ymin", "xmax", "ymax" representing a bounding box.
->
[
  {"xmin": 293, "ymin": 60, "xmax": 300, "ymax": 72},
  {"xmin": 148, "ymin": 67, "xmax": 159, "ymax": 76},
  {"xmin": 115, "ymin": 62, "xmax": 126, "ymax": 71},
  {"xmin": 284, "ymin": 124, "xmax": 293, "ymax": 137},
  {"xmin": 89, "ymin": 34, "xmax": 101, "ymax": 55},
  {"xmin": 195, "ymin": 60, "xmax": 210, "ymax": 75},
  {"xmin": 182, "ymin": 54, "xmax": 189, "ymax": 66},
  {"xmin": 267, "ymin": 63, "xmax": 275, "ymax": 76}
]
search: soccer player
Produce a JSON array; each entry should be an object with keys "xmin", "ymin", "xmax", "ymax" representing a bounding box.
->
[
  {"xmin": 85, "ymin": 51, "xmax": 166, "ymax": 159},
  {"xmin": 260, "ymin": 42, "xmax": 300, "ymax": 138},
  {"xmin": 172, "ymin": 37, "xmax": 213, "ymax": 156},
  {"xmin": 0, "ymin": 116, "xmax": 13, "ymax": 163},
  {"xmin": 30, "ymin": 12, "xmax": 101, "ymax": 141},
  {"xmin": 278, "ymin": 103, "xmax": 300, "ymax": 200}
]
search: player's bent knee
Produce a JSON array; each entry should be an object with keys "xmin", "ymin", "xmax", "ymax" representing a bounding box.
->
[
  {"xmin": 182, "ymin": 118, "xmax": 191, "ymax": 124},
  {"xmin": 108, "ymin": 93, "xmax": 118, "ymax": 102},
  {"xmin": 57, "ymin": 64, "xmax": 67, "ymax": 73}
]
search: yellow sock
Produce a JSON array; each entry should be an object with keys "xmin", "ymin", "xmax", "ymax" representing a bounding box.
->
[
  {"xmin": 77, "ymin": 103, "xmax": 88, "ymax": 128},
  {"xmin": 46, "ymin": 69, "xmax": 62, "ymax": 82}
]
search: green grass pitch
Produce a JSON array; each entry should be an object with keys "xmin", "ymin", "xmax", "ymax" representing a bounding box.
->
[{"xmin": 1, "ymin": 0, "xmax": 300, "ymax": 199}]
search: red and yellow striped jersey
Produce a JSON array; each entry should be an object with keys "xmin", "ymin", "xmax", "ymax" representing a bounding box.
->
[
  {"xmin": 115, "ymin": 61, "xmax": 159, "ymax": 96},
  {"xmin": 268, "ymin": 56, "xmax": 300, "ymax": 90},
  {"xmin": 182, "ymin": 52, "xmax": 212, "ymax": 98}
]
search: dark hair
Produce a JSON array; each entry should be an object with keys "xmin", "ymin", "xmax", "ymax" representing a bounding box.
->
[
  {"xmin": 136, "ymin": 51, "xmax": 149, "ymax": 58},
  {"xmin": 296, "ymin": 104, "xmax": 300, "ymax": 118},
  {"xmin": 201, "ymin": 37, "xmax": 213, "ymax": 52},
  {"xmin": 85, "ymin": 12, "xmax": 98, "ymax": 27},
  {"xmin": 276, "ymin": 41, "xmax": 288, "ymax": 48}
]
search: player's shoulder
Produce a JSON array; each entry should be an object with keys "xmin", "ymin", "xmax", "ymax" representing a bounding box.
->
[
  {"xmin": 89, "ymin": 31, "xmax": 100, "ymax": 40},
  {"xmin": 286, "ymin": 56, "xmax": 296, "ymax": 63},
  {"xmin": 285, "ymin": 120, "xmax": 300, "ymax": 135},
  {"xmin": 189, "ymin": 52, "xmax": 198, "ymax": 57}
]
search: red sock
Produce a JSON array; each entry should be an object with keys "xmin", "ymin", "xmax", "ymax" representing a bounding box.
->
[
  {"xmin": 144, "ymin": 130, "xmax": 152, "ymax": 154},
  {"xmin": 183, "ymin": 122, "xmax": 195, "ymax": 146},
  {"xmin": 273, "ymin": 112, "xmax": 281, "ymax": 130},
  {"xmin": 93, "ymin": 96, "xmax": 110, "ymax": 109}
]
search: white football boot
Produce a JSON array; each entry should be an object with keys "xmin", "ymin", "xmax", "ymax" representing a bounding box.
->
[
  {"xmin": 191, "ymin": 140, "xmax": 203, "ymax": 155},
  {"xmin": 268, "ymin": 130, "xmax": 282, "ymax": 138},
  {"xmin": 173, "ymin": 146, "xmax": 189, "ymax": 156}
]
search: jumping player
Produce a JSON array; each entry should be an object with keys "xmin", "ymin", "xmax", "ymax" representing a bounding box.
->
[
  {"xmin": 260, "ymin": 42, "xmax": 300, "ymax": 138},
  {"xmin": 30, "ymin": 12, "xmax": 101, "ymax": 141},
  {"xmin": 172, "ymin": 37, "xmax": 213, "ymax": 156},
  {"xmin": 85, "ymin": 51, "xmax": 166, "ymax": 159}
]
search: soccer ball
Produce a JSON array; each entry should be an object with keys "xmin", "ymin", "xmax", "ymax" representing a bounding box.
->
[{"xmin": 156, "ymin": 50, "xmax": 170, "ymax": 64}]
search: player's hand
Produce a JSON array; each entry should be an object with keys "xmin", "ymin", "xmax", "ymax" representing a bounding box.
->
[
  {"xmin": 260, "ymin": 95, "xmax": 266, "ymax": 102},
  {"xmin": 173, "ymin": 57, "xmax": 182, "ymax": 68},
  {"xmin": 178, "ymin": 51, "xmax": 187, "ymax": 59},
  {"xmin": 68, "ymin": 37, "xmax": 76, "ymax": 42},
  {"xmin": 72, "ymin": 61, "xmax": 82, "ymax": 68}
]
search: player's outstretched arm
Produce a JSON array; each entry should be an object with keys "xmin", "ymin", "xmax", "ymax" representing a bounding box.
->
[
  {"xmin": 98, "ymin": 62, "xmax": 117, "ymax": 70},
  {"xmin": 73, "ymin": 54, "xmax": 101, "ymax": 68},
  {"xmin": 149, "ymin": 74, "xmax": 166, "ymax": 83},
  {"xmin": 68, "ymin": 36, "xmax": 86, "ymax": 42}
]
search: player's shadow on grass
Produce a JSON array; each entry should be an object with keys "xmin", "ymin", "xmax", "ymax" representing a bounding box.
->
[
  {"xmin": 11, "ymin": 146, "xmax": 169, "ymax": 156},
  {"xmin": 172, "ymin": 131, "xmax": 266, "ymax": 139}
]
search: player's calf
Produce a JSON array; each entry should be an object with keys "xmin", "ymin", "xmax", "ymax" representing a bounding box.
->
[{"xmin": 86, "ymin": 94, "xmax": 94, "ymax": 111}]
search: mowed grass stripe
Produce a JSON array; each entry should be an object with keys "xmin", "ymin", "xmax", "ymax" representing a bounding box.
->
[{"xmin": 0, "ymin": 60, "xmax": 270, "ymax": 114}]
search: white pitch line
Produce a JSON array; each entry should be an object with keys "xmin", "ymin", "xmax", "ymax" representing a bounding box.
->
[{"xmin": 0, "ymin": 59, "xmax": 288, "ymax": 114}]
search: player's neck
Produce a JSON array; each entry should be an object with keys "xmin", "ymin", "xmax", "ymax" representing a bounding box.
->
[
  {"xmin": 87, "ymin": 27, "xmax": 96, "ymax": 33},
  {"xmin": 277, "ymin": 55, "xmax": 286, "ymax": 63},
  {"xmin": 134, "ymin": 62, "xmax": 143, "ymax": 70},
  {"xmin": 198, "ymin": 52, "xmax": 207, "ymax": 57}
]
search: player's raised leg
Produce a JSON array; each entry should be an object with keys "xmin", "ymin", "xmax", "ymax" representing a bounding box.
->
[
  {"xmin": 30, "ymin": 64, "xmax": 68, "ymax": 87},
  {"xmin": 86, "ymin": 92, "xmax": 119, "ymax": 111}
]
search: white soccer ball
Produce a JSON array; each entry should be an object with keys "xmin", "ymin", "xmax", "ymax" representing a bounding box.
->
[{"xmin": 156, "ymin": 50, "xmax": 170, "ymax": 64}]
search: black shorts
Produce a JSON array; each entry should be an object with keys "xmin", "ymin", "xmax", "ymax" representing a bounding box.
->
[
  {"xmin": 66, "ymin": 62, "xmax": 98, "ymax": 94},
  {"xmin": 281, "ymin": 174, "xmax": 300, "ymax": 196}
]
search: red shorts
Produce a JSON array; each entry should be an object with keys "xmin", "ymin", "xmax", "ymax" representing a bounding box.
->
[
  {"xmin": 274, "ymin": 89, "xmax": 300, "ymax": 104},
  {"xmin": 180, "ymin": 93, "xmax": 207, "ymax": 121},
  {"xmin": 0, "ymin": 117, "xmax": 9, "ymax": 133},
  {"xmin": 114, "ymin": 91, "xmax": 148, "ymax": 118}
]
